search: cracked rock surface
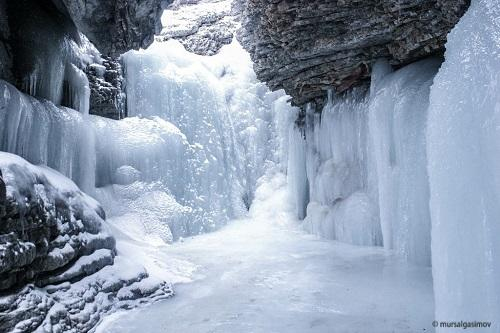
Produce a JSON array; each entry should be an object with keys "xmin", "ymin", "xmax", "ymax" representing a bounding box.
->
[{"xmin": 237, "ymin": 0, "xmax": 470, "ymax": 106}]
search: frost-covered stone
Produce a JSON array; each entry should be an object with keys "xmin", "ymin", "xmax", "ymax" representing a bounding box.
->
[
  {"xmin": 157, "ymin": 0, "xmax": 239, "ymax": 55},
  {"xmin": 0, "ymin": 153, "xmax": 174, "ymax": 332},
  {"xmin": 0, "ymin": 258, "xmax": 173, "ymax": 333},
  {"xmin": 86, "ymin": 56, "xmax": 126, "ymax": 119},
  {"xmin": 0, "ymin": 153, "xmax": 115, "ymax": 290}
]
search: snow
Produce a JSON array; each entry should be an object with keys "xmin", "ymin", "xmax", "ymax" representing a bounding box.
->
[
  {"xmin": 97, "ymin": 172, "xmax": 434, "ymax": 333},
  {"xmin": 160, "ymin": 0, "xmax": 234, "ymax": 40},
  {"xmin": 0, "ymin": 151, "xmax": 100, "ymax": 213}
]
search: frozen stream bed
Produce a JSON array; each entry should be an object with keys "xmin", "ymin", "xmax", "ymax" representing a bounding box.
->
[{"xmin": 96, "ymin": 173, "xmax": 434, "ymax": 333}]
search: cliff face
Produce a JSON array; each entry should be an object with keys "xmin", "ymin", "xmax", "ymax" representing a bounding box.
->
[{"xmin": 237, "ymin": 0, "xmax": 470, "ymax": 106}]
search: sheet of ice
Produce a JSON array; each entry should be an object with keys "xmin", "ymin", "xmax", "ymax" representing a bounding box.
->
[
  {"xmin": 97, "ymin": 172, "xmax": 434, "ymax": 333},
  {"xmin": 427, "ymin": 0, "xmax": 500, "ymax": 328},
  {"xmin": 369, "ymin": 58, "xmax": 440, "ymax": 265},
  {"xmin": 21, "ymin": 34, "xmax": 98, "ymax": 114},
  {"xmin": 0, "ymin": 80, "xmax": 97, "ymax": 193},
  {"xmin": 294, "ymin": 59, "xmax": 440, "ymax": 265}
]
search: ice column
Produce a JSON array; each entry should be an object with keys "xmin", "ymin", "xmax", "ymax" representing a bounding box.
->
[{"xmin": 427, "ymin": 0, "xmax": 500, "ymax": 328}]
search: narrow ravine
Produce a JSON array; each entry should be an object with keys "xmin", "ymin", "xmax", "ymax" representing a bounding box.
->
[
  {"xmin": 97, "ymin": 173, "xmax": 434, "ymax": 333},
  {"xmin": 2, "ymin": 1, "xmax": 500, "ymax": 332}
]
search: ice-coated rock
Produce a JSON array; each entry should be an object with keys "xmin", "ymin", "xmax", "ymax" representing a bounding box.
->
[
  {"xmin": 0, "ymin": 169, "xmax": 5, "ymax": 204},
  {"xmin": 0, "ymin": 259, "xmax": 173, "ymax": 333},
  {"xmin": 0, "ymin": 0, "xmax": 170, "ymax": 111}
]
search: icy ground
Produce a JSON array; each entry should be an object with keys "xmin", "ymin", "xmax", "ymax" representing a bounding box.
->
[{"xmin": 97, "ymin": 172, "xmax": 434, "ymax": 333}]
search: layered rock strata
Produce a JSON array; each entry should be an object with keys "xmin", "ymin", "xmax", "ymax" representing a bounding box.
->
[{"xmin": 237, "ymin": 0, "xmax": 470, "ymax": 106}]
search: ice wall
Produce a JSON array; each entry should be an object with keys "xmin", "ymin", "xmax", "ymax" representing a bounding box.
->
[
  {"xmin": 427, "ymin": 0, "xmax": 500, "ymax": 328},
  {"xmin": 122, "ymin": 40, "xmax": 295, "ymax": 211},
  {"xmin": 0, "ymin": 39, "xmax": 295, "ymax": 242},
  {"xmin": 20, "ymin": 34, "xmax": 96, "ymax": 115},
  {"xmin": 0, "ymin": 80, "xmax": 96, "ymax": 193},
  {"xmin": 292, "ymin": 58, "xmax": 440, "ymax": 264},
  {"xmin": 287, "ymin": 0, "xmax": 500, "ymax": 321}
]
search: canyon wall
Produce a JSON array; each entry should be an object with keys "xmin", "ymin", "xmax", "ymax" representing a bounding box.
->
[{"xmin": 237, "ymin": 0, "xmax": 469, "ymax": 106}]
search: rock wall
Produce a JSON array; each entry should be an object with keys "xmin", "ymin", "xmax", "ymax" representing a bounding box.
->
[
  {"xmin": 237, "ymin": 0, "xmax": 470, "ymax": 106},
  {"xmin": 59, "ymin": 0, "xmax": 170, "ymax": 57}
]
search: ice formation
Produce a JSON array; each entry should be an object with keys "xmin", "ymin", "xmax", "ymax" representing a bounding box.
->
[
  {"xmin": 427, "ymin": 0, "xmax": 500, "ymax": 329},
  {"xmin": 291, "ymin": 58, "xmax": 439, "ymax": 265},
  {"xmin": 0, "ymin": 152, "xmax": 173, "ymax": 332},
  {"xmin": 0, "ymin": 38, "xmax": 294, "ymax": 243},
  {"xmin": 116, "ymin": 39, "xmax": 294, "ymax": 236},
  {"xmin": 2, "ymin": 1, "xmax": 500, "ymax": 329},
  {"xmin": 21, "ymin": 34, "xmax": 97, "ymax": 115},
  {"xmin": 0, "ymin": 36, "xmax": 295, "ymax": 331}
]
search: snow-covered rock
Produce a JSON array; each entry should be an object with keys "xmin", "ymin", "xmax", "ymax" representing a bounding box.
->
[
  {"xmin": 158, "ymin": 0, "xmax": 239, "ymax": 55},
  {"xmin": 0, "ymin": 152, "xmax": 114, "ymax": 290},
  {"xmin": 0, "ymin": 153, "xmax": 173, "ymax": 332}
]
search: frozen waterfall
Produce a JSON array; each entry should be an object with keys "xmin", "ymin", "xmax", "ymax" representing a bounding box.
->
[
  {"xmin": 291, "ymin": 58, "xmax": 440, "ymax": 265},
  {"xmin": 284, "ymin": 0, "xmax": 500, "ymax": 327},
  {"xmin": 0, "ymin": 39, "xmax": 295, "ymax": 242}
]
